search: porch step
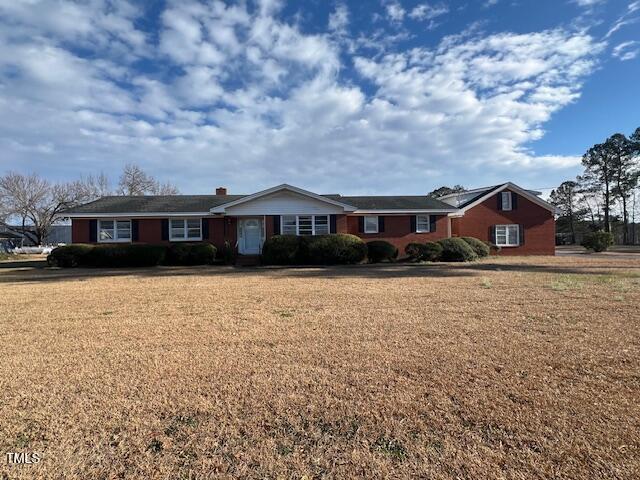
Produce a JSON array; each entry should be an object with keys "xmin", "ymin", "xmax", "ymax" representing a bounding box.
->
[{"xmin": 235, "ymin": 255, "xmax": 261, "ymax": 267}]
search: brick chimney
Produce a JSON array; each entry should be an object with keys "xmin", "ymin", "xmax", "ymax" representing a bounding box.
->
[{"xmin": 216, "ymin": 187, "xmax": 227, "ymax": 195}]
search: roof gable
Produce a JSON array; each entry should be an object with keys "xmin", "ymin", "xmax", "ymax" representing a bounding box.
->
[{"xmin": 453, "ymin": 183, "xmax": 555, "ymax": 214}]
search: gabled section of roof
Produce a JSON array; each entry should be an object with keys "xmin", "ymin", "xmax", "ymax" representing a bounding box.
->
[
  {"xmin": 210, "ymin": 184, "xmax": 358, "ymax": 213},
  {"xmin": 449, "ymin": 182, "xmax": 555, "ymax": 214},
  {"xmin": 333, "ymin": 195, "xmax": 458, "ymax": 212}
]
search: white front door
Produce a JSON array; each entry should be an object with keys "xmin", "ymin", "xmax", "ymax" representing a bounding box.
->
[{"xmin": 239, "ymin": 218, "xmax": 263, "ymax": 254}]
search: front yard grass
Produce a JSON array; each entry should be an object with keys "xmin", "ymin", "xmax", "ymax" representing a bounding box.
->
[{"xmin": 1, "ymin": 256, "xmax": 639, "ymax": 479}]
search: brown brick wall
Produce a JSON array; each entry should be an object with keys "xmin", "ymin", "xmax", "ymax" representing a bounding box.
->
[
  {"xmin": 71, "ymin": 219, "xmax": 90, "ymax": 243},
  {"xmin": 452, "ymin": 189, "xmax": 555, "ymax": 255}
]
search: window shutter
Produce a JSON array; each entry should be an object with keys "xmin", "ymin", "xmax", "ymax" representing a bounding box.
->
[
  {"xmin": 358, "ymin": 216, "xmax": 364, "ymax": 233},
  {"xmin": 202, "ymin": 219, "xmax": 209, "ymax": 239},
  {"xmin": 89, "ymin": 219, "xmax": 97, "ymax": 242},
  {"xmin": 497, "ymin": 193, "xmax": 503, "ymax": 210},
  {"xmin": 429, "ymin": 215, "xmax": 437, "ymax": 233},
  {"xmin": 519, "ymin": 224, "xmax": 525, "ymax": 245},
  {"xmin": 410, "ymin": 215, "xmax": 416, "ymax": 233},
  {"xmin": 273, "ymin": 216, "xmax": 281, "ymax": 235},
  {"xmin": 378, "ymin": 216, "xmax": 385, "ymax": 233},
  {"xmin": 131, "ymin": 219, "xmax": 139, "ymax": 242},
  {"xmin": 512, "ymin": 193, "xmax": 518, "ymax": 210},
  {"xmin": 329, "ymin": 214, "xmax": 337, "ymax": 234},
  {"xmin": 489, "ymin": 225, "xmax": 496, "ymax": 244},
  {"xmin": 161, "ymin": 219, "xmax": 169, "ymax": 241}
]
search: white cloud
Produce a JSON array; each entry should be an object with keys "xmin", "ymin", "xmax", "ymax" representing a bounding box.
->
[
  {"xmin": 613, "ymin": 40, "xmax": 639, "ymax": 60},
  {"xmin": 409, "ymin": 3, "xmax": 449, "ymax": 21},
  {"xmin": 0, "ymin": 1, "xmax": 605, "ymax": 193},
  {"xmin": 572, "ymin": 0, "xmax": 605, "ymax": 7},
  {"xmin": 385, "ymin": 2, "xmax": 406, "ymax": 22}
]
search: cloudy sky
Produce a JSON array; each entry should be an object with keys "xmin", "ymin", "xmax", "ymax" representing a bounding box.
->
[{"xmin": 0, "ymin": 0, "xmax": 638, "ymax": 195}]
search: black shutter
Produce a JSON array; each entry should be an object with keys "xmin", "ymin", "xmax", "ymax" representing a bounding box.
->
[
  {"xmin": 519, "ymin": 224, "xmax": 525, "ymax": 245},
  {"xmin": 89, "ymin": 219, "xmax": 97, "ymax": 242},
  {"xmin": 430, "ymin": 215, "xmax": 437, "ymax": 232},
  {"xmin": 378, "ymin": 216, "xmax": 385, "ymax": 233},
  {"xmin": 161, "ymin": 219, "xmax": 169, "ymax": 241},
  {"xmin": 202, "ymin": 219, "xmax": 209, "ymax": 239},
  {"xmin": 489, "ymin": 225, "xmax": 496, "ymax": 244},
  {"xmin": 497, "ymin": 193, "xmax": 503, "ymax": 211},
  {"xmin": 358, "ymin": 216, "xmax": 364, "ymax": 233},
  {"xmin": 273, "ymin": 216, "xmax": 281, "ymax": 235},
  {"xmin": 329, "ymin": 214, "xmax": 337, "ymax": 234},
  {"xmin": 511, "ymin": 193, "xmax": 518, "ymax": 210},
  {"xmin": 131, "ymin": 219, "xmax": 139, "ymax": 242},
  {"xmin": 410, "ymin": 215, "xmax": 416, "ymax": 233}
]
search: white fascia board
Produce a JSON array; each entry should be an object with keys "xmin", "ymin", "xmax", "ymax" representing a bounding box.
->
[
  {"xmin": 352, "ymin": 209, "xmax": 459, "ymax": 214},
  {"xmin": 210, "ymin": 184, "xmax": 357, "ymax": 213}
]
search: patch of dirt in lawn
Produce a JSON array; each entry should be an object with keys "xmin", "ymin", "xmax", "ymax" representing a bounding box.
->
[{"xmin": 1, "ymin": 256, "xmax": 639, "ymax": 479}]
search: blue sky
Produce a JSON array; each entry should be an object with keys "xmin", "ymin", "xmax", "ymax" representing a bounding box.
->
[{"xmin": 0, "ymin": 0, "xmax": 638, "ymax": 196}]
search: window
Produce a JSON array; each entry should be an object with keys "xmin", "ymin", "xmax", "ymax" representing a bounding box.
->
[
  {"xmin": 416, "ymin": 215, "xmax": 430, "ymax": 233},
  {"xmin": 98, "ymin": 219, "xmax": 131, "ymax": 242},
  {"xmin": 495, "ymin": 224, "xmax": 519, "ymax": 246},
  {"xmin": 170, "ymin": 218, "xmax": 202, "ymax": 241},
  {"xmin": 364, "ymin": 216, "xmax": 378, "ymax": 234},
  {"xmin": 501, "ymin": 192, "xmax": 512, "ymax": 211},
  {"xmin": 280, "ymin": 215, "xmax": 330, "ymax": 235}
]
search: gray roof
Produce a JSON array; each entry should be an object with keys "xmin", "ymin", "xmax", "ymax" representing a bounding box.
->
[
  {"xmin": 63, "ymin": 192, "xmax": 456, "ymax": 215},
  {"xmin": 330, "ymin": 195, "xmax": 455, "ymax": 210},
  {"xmin": 457, "ymin": 185, "xmax": 503, "ymax": 208},
  {"xmin": 63, "ymin": 195, "xmax": 246, "ymax": 214}
]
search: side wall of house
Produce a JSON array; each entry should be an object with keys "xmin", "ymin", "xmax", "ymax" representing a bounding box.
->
[
  {"xmin": 345, "ymin": 215, "xmax": 449, "ymax": 254},
  {"xmin": 452, "ymin": 189, "xmax": 555, "ymax": 255}
]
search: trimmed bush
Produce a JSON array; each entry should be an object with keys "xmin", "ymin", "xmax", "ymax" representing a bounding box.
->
[
  {"xmin": 87, "ymin": 244, "xmax": 167, "ymax": 267},
  {"xmin": 218, "ymin": 240, "xmax": 236, "ymax": 265},
  {"xmin": 307, "ymin": 234, "xmax": 367, "ymax": 265},
  {"xmin": 437, "ymin": 238, "xmax": 478, "ymax": 262},
  {"xmin": 423, "ymin": 241, "xmax": 443, "ymax": 261},
  {"xmin": 47, "ymin": 244, "xmax": 94, "ymax": 268},
  {"xmin": 262, "ymin": 235, "xmax": 305, "ymax": 265},
  {"xmin": 404, "ymin": 242, "xmax": 443, "ymax": 262},
  {"xmin": 366, "ymin": 240, "xmax": 398, "ymax": 263},
  {"xmin": 166, "ymin": 243, "xmax": 216, "ymax": 265},
  {"xmin": 262, "ymin": 234, "xmax": 366, "ymax": 265},
  {"xmin": 581, "ymin": 231, "xmax": 614, "ymax": 252},
  {"xmin": 461, "ymin": 237, "xmax": 490, "ymax": 258}
]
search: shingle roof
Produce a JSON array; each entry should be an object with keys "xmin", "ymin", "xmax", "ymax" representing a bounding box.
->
[
  {"xmin": 328, "ymin": 195, "xmax": 455, "ymax": 210},
  {"xmin": 456, "ymin": 185, "xmax": 503, "ymax": 208},
  {"xmin": 63, "ymin": 195, "xmax": 247, "ymax": 214},
  {"xmin": 63, "ymin": 192, "xmax": 457, "ymax": 215}
]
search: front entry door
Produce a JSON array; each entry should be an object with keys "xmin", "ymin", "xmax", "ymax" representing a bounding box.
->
[{"xmin": 239, "ymin": 218, "xmax": 263, "ymax": 254}]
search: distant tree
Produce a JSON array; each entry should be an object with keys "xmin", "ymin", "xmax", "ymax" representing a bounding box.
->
[
  {"xmin": 428, "ymin": 185, "xmax": 465, "ymax": 198},
  {"xmin": 0, "ymin": 172, "xmax": 97, "ymax": 245},
  {"xmin": 117, "ymin": 164, "xmax": 179, "ymax": 195},
  {"xmin": 582, "ymin": 142, "xmax": 617, "ymax": 232},
  {"xmin": 550, "ymin": 181, "xmax": 584, "ymax": 243},
  {"xmin": 608, "ymin": 133, "xmax": 639, "ymax": 244}
]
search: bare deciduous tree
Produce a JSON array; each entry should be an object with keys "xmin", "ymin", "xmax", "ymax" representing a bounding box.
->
[
  {"xmin": 117, "ymin": 164, "xmax": 179, "ymax": 195},
  {"xmin": 0, "ymin": 172, "xmax": 98, "ymax": 245}
]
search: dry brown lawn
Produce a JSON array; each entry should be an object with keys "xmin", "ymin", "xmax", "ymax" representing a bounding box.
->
[{"xmin": 1, "ymin": 256, "xmax": 639, "ymax": 479}]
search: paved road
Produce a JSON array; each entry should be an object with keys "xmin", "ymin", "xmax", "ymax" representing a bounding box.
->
[{"xmin": 556, "ymin": 245, "xmax": 640, "ymax": 259}]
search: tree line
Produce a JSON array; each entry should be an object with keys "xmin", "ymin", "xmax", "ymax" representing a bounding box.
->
[
  {"xmin": 0, "ymin": 164, "xmax": 180, "ymax": 245},
  {"xmin": 550, "ymin": 128, "xmax": 640, "ymax": 245}
]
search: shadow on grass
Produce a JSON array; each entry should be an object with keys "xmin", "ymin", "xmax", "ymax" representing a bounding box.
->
[{"xmin": 0, "ymin": 258, "xmax": 638, "ymax": 284}]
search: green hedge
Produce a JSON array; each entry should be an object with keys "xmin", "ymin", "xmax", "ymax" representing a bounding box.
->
[
  {"xmin": 581, "ymin": 231, "xmax": 614, "ymax": 252},
  {"xmin": 366, "ymin": 240, "xmax": 398, "ymax": 263},
  {"xmin": 436, "ymin": 238, "xmax": 478, "ymax": 262},
  {"xmin": 166, "ymin": 243, "xmax": 216, "ymax": 265},
  {"xmin": 460, "ymin": 237, "xmax": 490, "ymax": 258},
  {"xmin": 47, "ymin": 243, "xmax": 217, "ymax": 268},
  {"xmin": 262, "ymin": 234, "xmax": 366, "ymax": 265},
  {"xmin": 405, "ymin": 242, "xmax": 442, "ymax": 261}
]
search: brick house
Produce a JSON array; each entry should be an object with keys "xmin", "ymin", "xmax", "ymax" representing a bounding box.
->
[{"xmin": 63, "ymin": 183, "xmax": 556, "ymax": 256}]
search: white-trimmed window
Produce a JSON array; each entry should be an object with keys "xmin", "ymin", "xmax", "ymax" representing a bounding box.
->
[
  {"xmin": 501, "ymin": 192, "xmax": 512, "ymax": 211},
  {"xmin": 98, "ymin": 219, "xmax": 131, "ymax": 242},
  {"xmin": 416, "ymin": 215, "xmax": 431, "ymax": 233},
  {"xmin": 495, "ymin": 224, "xmax": 519, "ymax": 246},
  {"xmin": 170, "ymin": 218, "xmax": 202, "ymax": 241},
  {"xmin": 364, "ymin": 216, "xmax": 378, "ymax": 234},
  {"xmin": 280, "ymin": 215, "xmax": 330, "ymax": 235}
]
